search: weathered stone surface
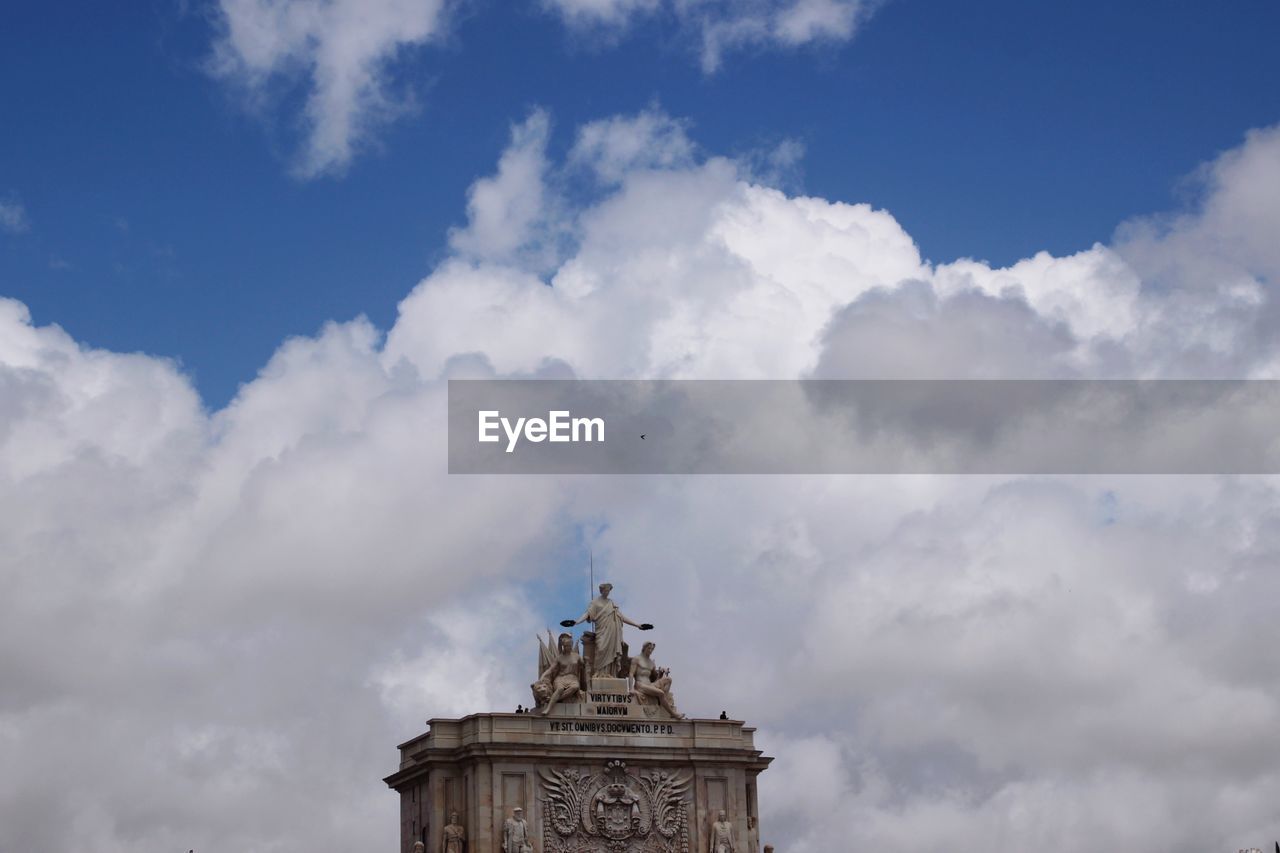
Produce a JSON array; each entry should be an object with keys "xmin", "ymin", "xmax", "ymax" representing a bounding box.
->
[{"xmin": 385, "ymin": 712, "xmax": 772, "ymax": 853}]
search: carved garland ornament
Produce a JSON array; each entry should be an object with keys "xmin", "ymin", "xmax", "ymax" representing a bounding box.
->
[{"xmin": 540, "ymin": 760, "xmax": 690, "ymax": 853}]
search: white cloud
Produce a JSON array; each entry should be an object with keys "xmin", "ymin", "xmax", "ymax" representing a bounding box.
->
[
  {"xmin": 394, "ymin": 122, "xmax": 927, "ymax": 378},
  {"xmin": 206, "ymin": 0, "xmax": 877, "ymax": 177},
  {"xmin": 544, "ymin": 0, "xmax": 874, "ymax": 71},
  {"xmin": 4, "ymin": 116, "xmax": 1280, "ymax": 853},
  {"xmin": 448, "ymin": 110, "xmax": 560, "ymax": 265},
  {"xmin": 569, "ymin": 107, "xmax": 697, "ymax": 185},
  {"xmin": 0, "ymin": 195, "xmax": 29, "ymax": 233},
  {"xmin": 543, "ymin": 0, "xmax": 661, "ymax": 28},
  {"xmin": 446, "ymin": 106, "xmax": 704, "ymax": 272},
  {"xmin": 210, "ymin": 0, "xmax": 450, "ymax": 178},
  {"xmin": 1112, "ymin": 124, "xmax": 1280, "ymax": 378}
]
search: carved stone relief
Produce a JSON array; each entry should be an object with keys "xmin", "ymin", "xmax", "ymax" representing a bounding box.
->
[{"xmin": 540, "ymin": 760, "xmax": 691, "ymax": 853}]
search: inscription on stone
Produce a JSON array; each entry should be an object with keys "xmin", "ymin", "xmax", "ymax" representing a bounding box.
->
[
  {"xmin": 587, "ymin": 690, "xmax": 634, "ymax": 716},
  {"xmin": 546, "ymin": 720, "xmax": 677, "ymax": 735},
  {"xmin": 589, "ymin": 691, "xmax": 632, "ymax": 704}
]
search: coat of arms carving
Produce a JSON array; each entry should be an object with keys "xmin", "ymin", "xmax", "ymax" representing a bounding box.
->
[{"xmin": 539, "ymin": 760, "xmax": 690, "ymax": 853}]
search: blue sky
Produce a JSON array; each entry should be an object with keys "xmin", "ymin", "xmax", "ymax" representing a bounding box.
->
[
  {"xmin": 3, "ymin": 0, "xmax": 1277, "ymax": 407},
  {"xmin": 7, "ymin": 4, "xmax": 1280, "ymax": 852}
]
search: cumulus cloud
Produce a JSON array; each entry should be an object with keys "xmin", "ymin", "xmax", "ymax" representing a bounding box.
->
[
  {"xmin": 1112, "ymin": 124, "xmax": 1280, "ymax": 377},
  {"xmin": 0, "ymin": 194, "xmax": 29, "ymax": 233},
  {"xmin": 4, "ymin": 113, "xmax": 1280, "ymax": 853},
  {"xmin": 572, "ymin": 473, "xmax": 1280, "ymax": 852},
  {"xmin": 209, "ymin": 0, "xmax": 450, "ymax": 178},
  {"xmin": 448, "ymin": 106, "xmax": 698, "ymax": 270},
  {"xmin": 0, "ymin": 301, "xmax": 560, "ymax": 851},
  {"xmin": 543, "ymin": 0, "xmax": 874, "ymax": 71}
]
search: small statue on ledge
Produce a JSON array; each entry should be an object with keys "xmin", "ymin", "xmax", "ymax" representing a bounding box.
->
[
  {"xmin": 442, "ymin": 811, "xmax": 465, "ymax": 853},
  {"xmin": 710, "ymin": 810, "xmax": 736, "ymax": 853},
  {"xmin": 629, "ymin": 641, "xmax": 684, "ymax": 719},
  {"xmin": 531, "ymin": 631, "xmax": 584, "ymax": 715},
  {"xmin": 502, "ymin": 806, "xmax": 533, "ymax": 853}
]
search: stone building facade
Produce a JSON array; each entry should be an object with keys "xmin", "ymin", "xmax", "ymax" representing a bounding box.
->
[
  {"xmin": 387, "ymin": 591, "xmax": 772, "ymax": 853},
  {"xmin": 385, "ymin": 711, "xmax": 772, "ymax": 853}
]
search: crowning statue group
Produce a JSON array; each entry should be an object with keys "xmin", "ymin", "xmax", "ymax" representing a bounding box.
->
[
  {"xmin": 406, "ymin": 582, "xmax": 759, "ymax": 853},
  {"xmin": 530, "ymin": 582, "xmax": 684, "ymax": 719}
]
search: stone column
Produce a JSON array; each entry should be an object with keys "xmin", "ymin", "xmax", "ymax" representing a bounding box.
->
[{"xmin": 474, "ymin": 762, "xmax": 493, "ymax": 853}]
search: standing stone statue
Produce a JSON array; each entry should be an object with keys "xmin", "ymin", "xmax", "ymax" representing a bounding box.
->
[
  {"xmin": 502, "ymin": 806, "xmax": 533, "ymax": 853},
  {"xmin": 563, "ymin": 583, "xmax": 652, "ymax": 678},
  {"xmin": 442, "ymin": 810, "xmax": 465, "ymax": 853},
  {"xmin": 709, "ymin": 810, "xmax": 735, "ymax": 853},
  {"xmin": 628, "ymin": 641, "xmax": 684, "ymax": 718}
]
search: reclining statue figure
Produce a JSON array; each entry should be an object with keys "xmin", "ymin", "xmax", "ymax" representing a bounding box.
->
[{"xmin": 629, "ymin": 640, "xmax": 684, "ymax": 719}]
